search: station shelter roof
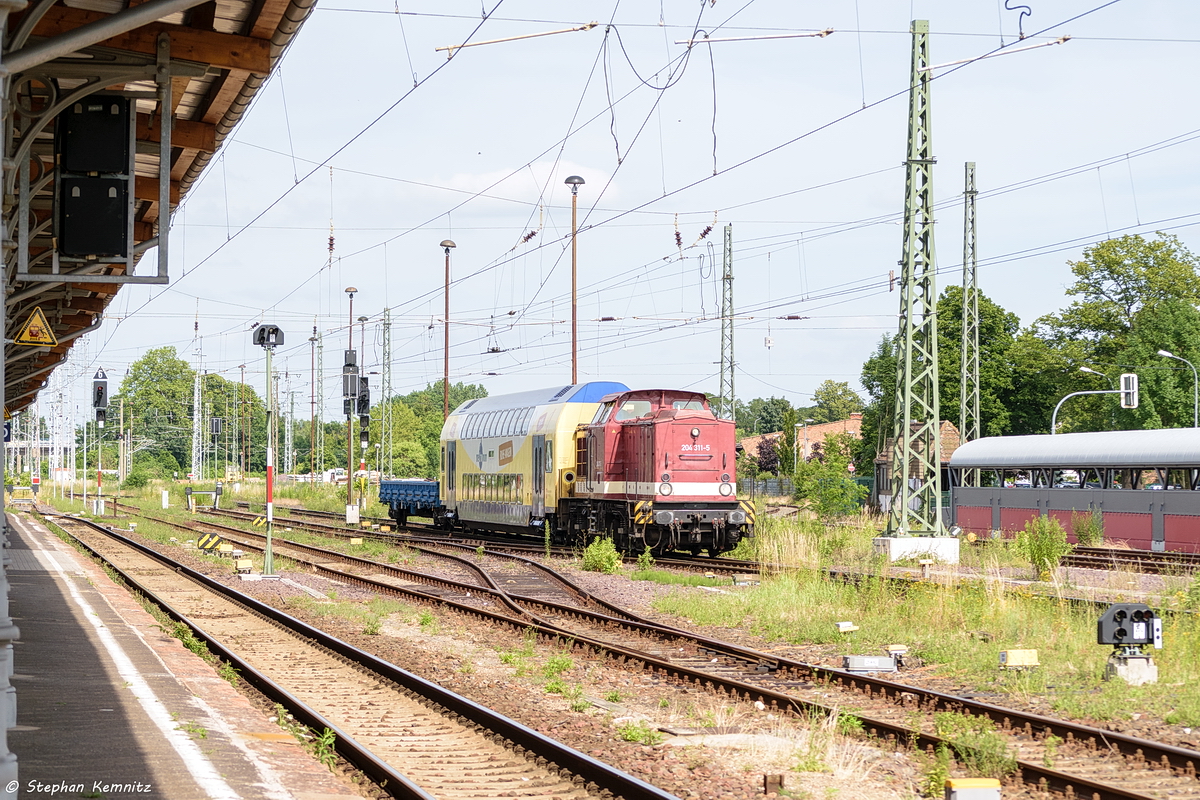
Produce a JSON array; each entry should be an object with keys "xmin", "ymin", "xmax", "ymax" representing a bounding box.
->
[
  {"xmin": 3, "ymin": 0, "xmax": 317, "ymax": 414},
  {"xmin": 949, "ymin": 427, "xmax": 1200, "ymax": 470}
]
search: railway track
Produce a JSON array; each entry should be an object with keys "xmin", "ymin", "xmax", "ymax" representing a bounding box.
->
[
  {"xmin": 1064, "ymin": 547, "xmax": 1200, "ymax": 574},
  {"xmin": 41, "ymin": 511, "xmax": 677, "ymax": 800},
  {"xmin": 102, "ymin": 504, "xmax": 1200, "ymax": 799}
]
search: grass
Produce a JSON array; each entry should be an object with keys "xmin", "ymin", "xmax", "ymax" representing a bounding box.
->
[
  {"xmin": 648, "ymin": 512, "xmax": 1200, "ymax": 726},
  {"xmin": 629, "ymin": 569, "xmax": 730, "ymax": 587},
  {"xmin": 615, "ymin": 719, "xmax": 664, "ymax": 745}
]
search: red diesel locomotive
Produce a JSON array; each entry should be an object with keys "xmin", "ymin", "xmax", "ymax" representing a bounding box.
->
[{"xmin": 565, "ymin": 388, "xmax": 754, "ymax": 555}]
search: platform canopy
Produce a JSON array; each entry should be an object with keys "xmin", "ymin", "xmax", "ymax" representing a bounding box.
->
[
  {"xmin": 949, "ymin": 428, "xmax": 1200, "ymax": 469},
  {"xmin": 1, "ymin": 0, "xmax": 317, "ymax": 414}
]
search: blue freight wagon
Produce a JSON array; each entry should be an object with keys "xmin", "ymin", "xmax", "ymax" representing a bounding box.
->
[{"xmin": 379, "ymin": 479, "xmax": 441, "ymax": 527}]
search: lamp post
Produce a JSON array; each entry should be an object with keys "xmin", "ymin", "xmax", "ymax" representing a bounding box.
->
[
  {"xmin": 1079, "ymin": 365, "xmax": 1117, "ymax": 427},
  {"xmin": 792, "ymin": 418, "xmax": 815, "ymax": 473},
  {"xmin": 1158, "ymin": 350, "xmax": 1198, "ymax": 427},
  {"xmin": 441, "ymin": 240, "xmax": 456, "ymax": 419},
  {"xmin": 309, "ymin": 332, "xmax": 317, "ymax": 480},
  {"xmin": 565, "ymin": 175, "xmax": 585, "ymax": 384},
  {"xmin": 344, "ymin": 287, "xmax": 356, "ymax": 511}
]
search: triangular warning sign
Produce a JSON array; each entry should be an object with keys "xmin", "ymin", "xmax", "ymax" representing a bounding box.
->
[{"xmin": 15, "ymin": 307, "xmax": 57, "ymax": 346}]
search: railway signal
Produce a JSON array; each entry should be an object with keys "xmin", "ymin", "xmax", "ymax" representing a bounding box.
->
[
  {"xmin": 92, "ymin": 368, "xmax": 108, "ymax": 427},
  {"xmin": 1098, "ymin": 602, "xmax": 1161, "ymax": 686},
  {"xmin": 1120, "ymin": 373, "xmax": 1139, "ymax": 409},
  {"xmin": 253, "ymin": 323, "xmax": 284, "ymax": 577}
]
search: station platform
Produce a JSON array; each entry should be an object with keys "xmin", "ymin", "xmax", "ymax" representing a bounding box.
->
[{"xmin": 6, "ymin": 511, "xmax": 363, "ymax": 800}]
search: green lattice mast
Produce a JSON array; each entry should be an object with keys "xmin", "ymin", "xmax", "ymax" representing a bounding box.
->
[
  {"xmin": 718, "ymin": 224, "xmax": 735, "ymax": 421},
  {"xmin": 886, "ymin": 19, "xmax": 945, "ymax": 537},
  {"xmin": 960, "ymin": 163, "xmax": 980, "ymax": 451}
]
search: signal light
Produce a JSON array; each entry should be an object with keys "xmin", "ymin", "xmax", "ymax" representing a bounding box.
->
[
  {"xmin": 1120, "ymin": 373, "xmax": 1139, "ymax": 409},
  {"xmin": 1097, "ymin": 603, "xmax": 1161, "ymax": 649},
  {"xmin": 96, "ymin": 408, "xmax": 106, "ymax": 428}
]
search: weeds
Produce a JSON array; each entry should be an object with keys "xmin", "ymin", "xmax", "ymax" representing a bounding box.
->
[
  {"xmin": 1071, "ymin": 509, "xmax": 1104, "ymax": 548},
  {"xmin": 582, "ymin": 537, "xmax": 622, "ymax": 574},
  {"xmin": 605, "ymin": 690, "xmax": 622, "ymax": 703},
  {"xmin": 615, "ymin": 719, "xmax": 663, "ymax": 745},
  {"xmin": 543, "ymin": 652, "xmax": 574, "ymax": 679},
  {"xmin": 636, "ymin": 547, "xmax": 655, "ymax": 572},
  {"xmin": 312, "ymin": 728, "xmax": 338, "ymax": 770},
  {"xmin": 919, "ymin": 744, "xmax": 953, "ymax": 798},
  {"xmin": 1014, "ymin": 515, "xmax": 1071, "ymax": 580},
  {"xmin": 933, "ymin": 712, "xmax": 1017, "ymax": 778},
  {"xmin": 1043, "ymin": 734, "xmax": 1063, "ymax": 768}
]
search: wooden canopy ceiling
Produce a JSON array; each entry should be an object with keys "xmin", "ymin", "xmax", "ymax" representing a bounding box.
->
[{"xmin": 3, "ymin": 0, "xmax": 316, "ymax": 414}]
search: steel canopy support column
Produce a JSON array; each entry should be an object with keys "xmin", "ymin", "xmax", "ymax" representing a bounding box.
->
[
  {"xmin": 960, "ymin": 162, "xmax": 980, "ymax": 485},
  {"xmin": 0, "ymin": 0, "xmax": 29, "ymax": 789},
  {"xmin": 886, "ymin": 19, "xmax": 945, "ymax": 537},
  {"xmin": 718, "ymin": 224, "xmax": 736, "ymax": 421}
]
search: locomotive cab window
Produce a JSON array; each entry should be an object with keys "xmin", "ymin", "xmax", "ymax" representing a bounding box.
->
[
  {"xmin": 615, "ymin": 400, "xmax": 651, "ymax": 420},
  {"xmin": 594, "ymin": 402, "xmax": 615, "ymax": 424},
  {"xmin": 671, "ymin": 399, "xmax": 706, "ymax": 411}
]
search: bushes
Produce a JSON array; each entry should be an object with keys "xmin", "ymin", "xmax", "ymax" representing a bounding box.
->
[
  {"xmin": 1014, "ymin": 514, "xmax": 1071, "ymax": 579},
  {"xmin": 581, "ymin": 537, "xmax": 622, "ymax": 574}
]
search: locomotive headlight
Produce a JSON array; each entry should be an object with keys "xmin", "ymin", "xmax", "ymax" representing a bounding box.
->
[
  {"xmin": 659, "ymin": 483, "xmax": 673, "ymax": 496},
  {"xmin": 720, "ymin": 473, "xmax": 730, "ymax": 483},
  {"xmin": 661, "ymin": 473, "xmax": 671, "ymax": 483},
  {"xmin": 691, "ymin": 427, "xmax": 701, "ymax": 438},
  {"xmin": 719, "ymin": 482, "xmax": 733, "ymax": 496},
  {"xmin": 729, "ymin": 510, "xmax": 746, "ymax": 524}
]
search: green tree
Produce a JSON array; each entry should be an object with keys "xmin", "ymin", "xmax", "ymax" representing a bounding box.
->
[
  {"xmin": 795, "ymin": 431, "xmax": 867, "ymax": 517},
  {"xmin": 112, "ymin": 346, "xmax": 194, "ymax": 470},
  {"xmin": 936, "ymin": 286, "xmax": 1019, "ymax": 437},
  {"xmin": 777, "ymin": 408, "xmax": 798, "ymax": 478},
  {"xmin": 1053, "ymin": 233, "xmax": 1200, "ymax": 350},
  {"xmin": 855, "ymin": 334, "xmax": 895, "ymax": 474},
  {"xmin": 809, "ymin": 380, "xmax": 864, "ymax": 424},
  {"xmin": 734, "ymin": 396, "xmax": 793, "ymax": 438}
]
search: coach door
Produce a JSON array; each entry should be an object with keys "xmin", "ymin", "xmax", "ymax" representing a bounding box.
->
[
  {"xmin": 445, "ymin": 443, "xmax": 456, "ymax": 508},
  {"xmin": 531, "ymin": 435, "xmax": 546, "ymax": 517}
]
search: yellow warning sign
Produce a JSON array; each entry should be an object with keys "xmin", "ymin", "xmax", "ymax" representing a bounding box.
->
[
  {"xmin": 2, "ymin": 407, "xmax": 9, "ymax": 421},
  {"xmin": 15, "ymin": 307, "xmax": 57, "ymax": 346}
]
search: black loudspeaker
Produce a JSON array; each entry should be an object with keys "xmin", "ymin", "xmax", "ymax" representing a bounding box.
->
[
  {"xmin": 59, "ymin": 178, "xmax": 127, "ymax": 256},
  {"xmin": 58, "ymin": 95, "xmax": 130, "ymax": 174}
]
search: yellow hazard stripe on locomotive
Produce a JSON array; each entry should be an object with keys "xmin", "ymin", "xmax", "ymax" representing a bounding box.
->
[
  {"xmin": 633, "ymin": 501, "xmax": 653, "ymax": 525},
  {"xmin": 739, "ymin": 500, "xmax": 756, "ymax": 525}
]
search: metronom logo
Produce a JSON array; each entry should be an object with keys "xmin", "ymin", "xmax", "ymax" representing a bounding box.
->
[{"xmin": 498, "ymin": 440, "xmax": 514, "ymax": 466}]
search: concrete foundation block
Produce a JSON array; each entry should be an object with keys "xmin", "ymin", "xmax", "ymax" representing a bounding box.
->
[
  {"xmin": 873, "ymin": 536, "xmax": 960, "ymax": 564},
  {"xmin": 1105, "ymin": 654, "xmax": 1158, "ymax": 686}
]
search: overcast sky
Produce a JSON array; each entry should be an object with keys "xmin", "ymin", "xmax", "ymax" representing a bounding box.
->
[{"xmin": 46, "ymin": 0, "xmax": 1200, "ymax": 422}]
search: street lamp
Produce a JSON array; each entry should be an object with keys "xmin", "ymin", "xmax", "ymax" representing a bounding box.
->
[
  {"xmin": 252, "ymin": 323, "xmax": 285, "ymax": 577},
  {"xmin": 1079, "ymin": 365, "xmax": 1114, "ymax": 388},
  {"xmin": 565, "ymin": 175, "xmax": 585, "ymax": 384},
  {"xmin": 1157, "ymin": 349, "xmax": 1198, "ymax": 427},
  {"xmin": 441, "ymin": 240, "xmax": 456, "ymax": 419}
]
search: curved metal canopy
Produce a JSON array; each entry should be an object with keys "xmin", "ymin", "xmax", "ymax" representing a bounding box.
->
[
  {"xmin": 2, "ymin": 0, "xmax": 317, "ymax": 414},
  {"xmin": 949, "ymin": 428, "xmax": 1200, "ymax": 469}
]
